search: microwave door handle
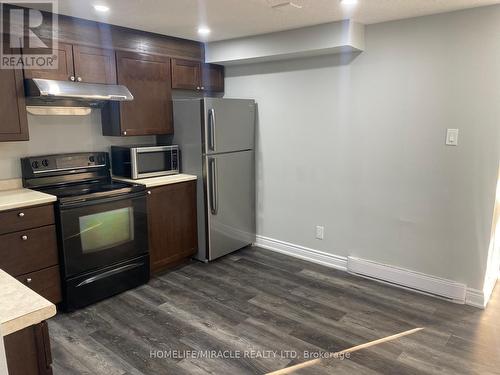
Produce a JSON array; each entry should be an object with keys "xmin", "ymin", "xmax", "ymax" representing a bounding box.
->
[
  {"xmin": 209, "ymin": 108, "xmax": 216, "ymax": 152},
  {"xmin": 130, "ymin": 148, "xmax": 138, "ymax": 179},
  {"xmin": 209, "ymin": 158, "xmax": 218, "ymax": 215}
]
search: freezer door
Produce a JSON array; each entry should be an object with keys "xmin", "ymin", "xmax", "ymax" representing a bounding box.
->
[
  {"xmin": 205, "ymin": 150, "xmax": 255, "ymax": 260},
  {"xmin": 204, "ymin": 98, "xmax": 256, "ymax": 155}
]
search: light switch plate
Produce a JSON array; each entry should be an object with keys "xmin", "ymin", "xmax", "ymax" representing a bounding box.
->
[
  {"xmin": 315, "ymin": 225, "xmax": 324, "ymax": 240},
  {"xmin": 446, "ymin": 129, "xmax": 459, "ymax": 146}
]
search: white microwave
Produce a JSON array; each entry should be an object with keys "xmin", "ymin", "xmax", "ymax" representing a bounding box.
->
[{"xmin": 111, "ymin": 145, "xmax": 179, "ymax": 179}]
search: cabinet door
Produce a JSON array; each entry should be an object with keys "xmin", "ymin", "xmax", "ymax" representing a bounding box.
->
[
  {"xmin": 171, "ymin": 58, "xmax": 201, "ymax": 90},
  {"xmin": 0, "ymin": 55, "xmax": 29, "ymax": 142},
  {"xmin": 114, "ymin": 51, "xmax": 173, "ymax": 135},
  {"xmin": 5, "ymin": 321, "xmax": 53, "ymax": 375},
  {"xmin": 73, "ymin": 45, "xmax": 116, "ymax": 84},
  {"xmin": 148, "ymin": 181, "xmax": 197, "ymax": 274},
  {"xmin": 202, "ymin": 63, "xmax": 225, "ymax": 92},
  {"xmin": 23, "ymin": 42, "xmax": 74, "ymax": 81}
]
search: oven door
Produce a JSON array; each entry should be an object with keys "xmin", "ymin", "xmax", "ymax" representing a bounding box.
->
[
  {"xmin": 132, "ymin": 146, "xmax": 178, "ymax": 179},
  {"xmin": 59, "ymin": 191, "xmax": 148, "ymax": 278}
]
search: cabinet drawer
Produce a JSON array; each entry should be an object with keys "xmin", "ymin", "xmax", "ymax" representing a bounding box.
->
[
  {"xmin": 0, "ymin": 204, "xmax": 54, "ymax": 235},
  {"xmin": 16, "ymin": 266, "xmax": 62, "ymax": 304},
  {"xmin": 0, "ymin": 225, "xmax": 58, "ymax": 276}
]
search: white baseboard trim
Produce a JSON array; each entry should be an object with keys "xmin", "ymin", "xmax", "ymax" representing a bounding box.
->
[
  {"xmin": 465, "ymin": 288, "xmax": 486, "ymax": 309},
  {"xmin": 347, "ymin": 256, "xmax": 467, "ymax": 303},
  {"xmin": 254, "ymin": 235, "xmax": 347, "ymax": 271},
  {"xmin": 254, "ymin": 235, "xmax": 487, "ymax": 309}
]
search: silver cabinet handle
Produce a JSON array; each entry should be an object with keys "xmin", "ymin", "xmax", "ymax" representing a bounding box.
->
[
  {"xmin": 70, "ymin": 76, "xmax": 75, "ymax": 81},
  {"xmin": 209, "ymin": 158, "xmax": 218, "ymax": 215},
  {"xmin": 18, "ymin": 212, "xmax": 25, "ymax": 217},
  {"xmin": 123, "ymin": 131, "xmax": 127, "ymax": 135},
  {"xmin": 201, "ymin": 86, "xmax": 205, "ymax": 90},
  {"xmin": 208, "ymin": 108, "xmax": 216, "ymax": 151},
  {"xmin": 147, "ymin": 190, "xmax": 151, "ymax": 195},
  {"xmin": 21, "ymin": 235, "xmax": 28, "ymax": 241},
  {"xmin": 77, "ymin": 76, "xmax": 83, "ymax": 82},
  {"xmin": 26, "ymin": 278, "xmax": 32, "ymax": 284}
]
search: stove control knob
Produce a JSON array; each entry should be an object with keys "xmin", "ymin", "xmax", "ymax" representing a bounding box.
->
[
  {"xmin": 41, "ymin": 159, "xmax": 49, "ymax": 167},
  {"xmin": 88, "ymin": 155, "xmax": 95, "ymax": 163},
  {"xmin": 31, "ymin": 160, "xmax": 39, "ymax": 169}
]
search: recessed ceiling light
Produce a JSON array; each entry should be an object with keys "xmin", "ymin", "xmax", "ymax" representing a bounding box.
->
[
  {"xmin": 340, "ymin": 0, "xmax": 358, "ymax": 4},
  {"xmin": 198, "ymin": 27, "xmax": 211, "ymax": 36},
  {"xmin": 93, "ymin": 4, "xmax": 110, "ymax": 12}
]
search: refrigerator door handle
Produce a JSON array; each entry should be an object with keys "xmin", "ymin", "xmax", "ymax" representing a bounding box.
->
[
  {"xmin": 208, "ymin": 108, "xmax": 216, "ymax": 151},
  {"xmin": 209, "ymin": 157, "xmax": 218, "ymax": 215}
]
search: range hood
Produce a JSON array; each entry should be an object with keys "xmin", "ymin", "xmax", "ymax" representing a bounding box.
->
[{"xmin": 25, "ymin": 78, "xmax": 134, "ymax": 109}]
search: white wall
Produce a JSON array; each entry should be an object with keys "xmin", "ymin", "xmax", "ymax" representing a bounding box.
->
[
  {"xmin": 0, "ymin": 110, "xmax": 155, "ymax": 179},
  {"xmin": 224, "ymin": 5, "xmax": 500, "ymax": 290}
]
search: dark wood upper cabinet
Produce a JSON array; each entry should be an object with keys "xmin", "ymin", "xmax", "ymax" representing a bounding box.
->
[
  {"xmin": 148, "ymin": 181, "xmax": 198, "ymax": 274},
  {"xmin": 102, "ymin": 51, "xmax": 173, "ymax": 136},
  {"xmin": 23, "ymin": 42, "xmax": 74, "ymax": 81},
  {"xmin": 24, "ymin": 42, "xmax": 116, "ymax": 84},
  {"xmin": 171, "ymin": 58, "xmax": 201, "ymax": 90},
  {"xmin": 202, "ymin": 63, "xmax": 225, "ymax": 93},
  {"xmin": 0, "ymin": 49, "xmax": 29, "ymax": 142},
  {"xmin": 171, "ymin": 59, "xmax": 225, "ymax": 93},
  {"xmin": 72, "ymin": 45, "xmax": 117, "ymax": 84}
]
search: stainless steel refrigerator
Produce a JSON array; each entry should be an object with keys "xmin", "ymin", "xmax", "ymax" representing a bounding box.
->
[{"xmin": 172, "ymin": 98, "xmax": 256, "ymax": 261}]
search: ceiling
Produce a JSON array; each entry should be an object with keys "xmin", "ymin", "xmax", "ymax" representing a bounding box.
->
[{"xmin": 28, "ymin": 0, "xmax": 500, "ymax": 42}]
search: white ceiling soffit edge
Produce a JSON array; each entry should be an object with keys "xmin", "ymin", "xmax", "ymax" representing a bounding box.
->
[{"xmin": 205, "ymin": 20, "xmax": 365, "ymax": 66}]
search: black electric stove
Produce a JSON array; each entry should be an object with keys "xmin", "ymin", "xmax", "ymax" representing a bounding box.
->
[{"xmin": 21, "ymin": 152, "xmax": 150, "ymax": 311}]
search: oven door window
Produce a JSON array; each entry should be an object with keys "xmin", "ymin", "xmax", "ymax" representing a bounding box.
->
[
  {"xmin": 60, "ymin": 194, "xmax": 148, "ymax": 278},
  {"xmin": 79, "ymin": 207, "xmax": 134, "ymax": 254},
  {"xmin": 137, "ymin": 151, "xmax": 171, "ymax": 174}
]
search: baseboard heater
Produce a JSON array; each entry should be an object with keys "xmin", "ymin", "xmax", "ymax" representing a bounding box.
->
[{"xmin": 347, "ymin": 256, "xmax": 467, "ymax": 303}]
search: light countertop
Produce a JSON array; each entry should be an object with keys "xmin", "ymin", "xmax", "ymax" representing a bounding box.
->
[
  {"xmin": 0, "ymin": 188, "xmax": 56, "ymax": 213},
  {"xmin": 0, "ymin": 269, "xmax": 56, "ymax": 336},
  {"xmin": 113, "ymin": 173, "xmax": 197, "ymax": 188}
]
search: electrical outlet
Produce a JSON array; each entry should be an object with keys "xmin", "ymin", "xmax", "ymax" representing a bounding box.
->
[
  {"xmin": 446, "ymin": 129, "xmax": 459, "ymax": 146},
  {"xmin": 315, "ymin": 225, "xmax": 324, "ymax": 240}
]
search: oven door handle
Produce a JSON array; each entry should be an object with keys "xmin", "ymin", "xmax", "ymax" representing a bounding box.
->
[
  {"xmin": 59, "ymin": 190, "xmax": 146, "ymax": 209},
  {"xmin": 76, "ymin": 262, "xmax": 146, "ymax": 288}
]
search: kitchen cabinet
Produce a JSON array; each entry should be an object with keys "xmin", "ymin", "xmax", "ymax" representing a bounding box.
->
[
  {"xmin": 147, "ymin": 181, "xmax": 197, "ymax": 274},
  {"xmin": 171, "ymin": 59, "xmax": 225, "ymax": 93},
  {"xmin": 0, "ymin": 204, "xmax": 62, "ymax": 304},
  {"xmin": 23, "ymin": 42, "xmax": 116, "ymax": 84},
  {"xmin": 171, "ymin": 58, "xmax": 201, "ymax": 90},
  {"xmin": 0, "ymin": 48, "xmax": 29, "ymax": 142},
  {"xmin": 4, "ymin": 321, "xmax": 53, "ymax": 375},
  {"xmin": 72, "ymin": 45, "xmax": 117, "ymax": 84},
  {"xmin": 201, "ymin": 63, "xmax": 225, "ymax": 93},
  {"xmin": 102, "ymin": 51, "xmax": 173, "ymax": 136},
  {"xmin": 23, "ymin": 42, "xmax": 74, "ymax": 81}
]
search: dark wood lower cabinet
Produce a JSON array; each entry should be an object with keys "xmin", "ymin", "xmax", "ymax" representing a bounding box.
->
[
  {"xmin": 148, "ymin": 181, "xmax": 198, "ymax": 274},
  {"xmin": 4, "ymin": 321, "xmax": 53, "ymax": 375},
  {"xmin": 0, "ymin": 204, "xmax": 62, "ymax": 304}
]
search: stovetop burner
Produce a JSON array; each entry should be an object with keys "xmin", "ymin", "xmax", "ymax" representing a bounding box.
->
[
  {"xmin": 21, "ymin": 152, "xmax": 146, "ymax": 204},
  {"xmin": 41, "ymin": 180, "xmax": 140, "ymax": 198},
  {"xmin": 39, "ymin": 179, "xmax": 146, "ymax": 204}
]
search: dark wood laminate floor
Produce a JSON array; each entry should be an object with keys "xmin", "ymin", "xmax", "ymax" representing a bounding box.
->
[{"xmin": 49, "ymin": 247, "xmax": 500, "ymax": 374}]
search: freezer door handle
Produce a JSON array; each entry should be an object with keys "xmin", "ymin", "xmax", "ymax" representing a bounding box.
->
[
  {"xmin": 209, "ymin": 157, "xmax": 218, "ymax": 215},
  {"xmin": 208, "ymin": 108, "xmax": 216, "ymax": 151}
]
